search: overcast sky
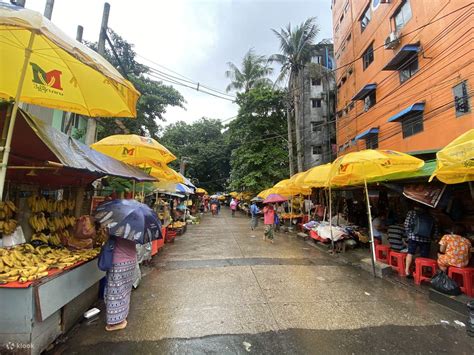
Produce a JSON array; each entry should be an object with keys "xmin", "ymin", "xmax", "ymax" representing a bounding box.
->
[{"xmin": 18, "ymin": 0, "xmax": 333, "ymax": 127}]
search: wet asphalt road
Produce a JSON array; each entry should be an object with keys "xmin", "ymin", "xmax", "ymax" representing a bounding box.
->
[{"xmin": 52, "ymin": 208, "xmax": 473, "ymax": 354}]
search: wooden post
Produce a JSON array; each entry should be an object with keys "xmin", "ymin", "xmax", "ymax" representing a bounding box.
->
[
  {"xmin": 0, "ymin": 32, "xmax": 36, "ymax": 200},
  {"xmin": 364, "ymin": 178, "xmax": 377, "ymax": 276},
  {"xmin": 64, "ymin": 25, "xmax": 84, "ymax": 136},
  {"xmin": 85, "ymin": 2, "xmax": 110, "ymax": 145}
]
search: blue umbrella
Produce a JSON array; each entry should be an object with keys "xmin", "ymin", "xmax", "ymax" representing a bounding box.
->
[{"xmin": 94, "ymin": 199, "xmax": 162, "ymax": 244}]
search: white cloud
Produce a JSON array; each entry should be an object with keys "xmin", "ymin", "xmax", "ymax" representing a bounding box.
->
[{"xmin": 19, "ymin": 0, "xmax": 332, "ymax": 127}]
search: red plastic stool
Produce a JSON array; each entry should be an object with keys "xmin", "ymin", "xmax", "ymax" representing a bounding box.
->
[
  {"xmin": 375, "ymin": 245, "xmax": 390, "ymax": 264},
  {"xmin": 448, "ymin": 267, "xmax": 474, "ymax": 297},
  {"xmin": 374, "ymin": 239, "xmax": 381, "ymax": 246},
  {"xmin": 413, "ymin": 258, "xmax": 438, "ymax": 285},
  {"xmin": 389, "ymin": 251, "xmax": 407, "ymax": 276}
]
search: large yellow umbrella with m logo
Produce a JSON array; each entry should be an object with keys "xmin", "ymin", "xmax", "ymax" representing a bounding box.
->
[
  {"xmin": 91, "ymin": 134, "xmax": 177, "ymax": 165},
  {"xmin": 0, "ymin": 4, "xmax": 140, "ymax": 199}
]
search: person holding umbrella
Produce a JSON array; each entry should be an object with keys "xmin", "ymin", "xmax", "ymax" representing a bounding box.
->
[
  {"xmin": 263, "ymin": 203, "xmax": 275, "ymax": 243},
  {"xmin": 250, "ymin": 200, "xmax": 261, "ymax": 231},
  {"xmin": 95, "ymin": 199, "xmax": 162, "ymax": 331}
]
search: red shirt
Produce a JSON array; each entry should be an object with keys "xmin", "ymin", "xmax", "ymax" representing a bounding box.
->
[{"xmin": 263, "ymin": 206, "xmax": 275, "ymax": 225}]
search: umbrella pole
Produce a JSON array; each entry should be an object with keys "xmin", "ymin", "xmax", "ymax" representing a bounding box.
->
[
  {"xmin": 290, "ymin": 197, "xmax": 293, "ymax": 228},
  {"xmin": 141, "ymin": 183, "xmax": 145, "ymax": 203},
  {"xmin": 329, "ymin": 186, "xmax": 334, "ymax": 252},
  {"xmin": 0, "ymin": 32, "xmax": 36, "ymax": 201},
  {"xmin": 364, "ymin": 178, "xmax": 376, "ymax": 277}
]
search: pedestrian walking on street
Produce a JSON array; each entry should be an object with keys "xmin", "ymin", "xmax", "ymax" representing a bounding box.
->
[
  {"xmin": 263, "ymin": 203, "xmax": 275, "ymax": 243},
  {"xmin": 230, "ymin": 198, "xmax": 238, "ymax": 217},
  {"xmin": 250, "ymin": 201, "xmax": 260, "ymax": 230},
  {"xmin": 105, "ymin": 237, "xmax": 136, "ymax": 331}
]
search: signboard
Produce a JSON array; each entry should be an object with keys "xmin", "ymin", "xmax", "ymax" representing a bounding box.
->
[
  {"xmin": 90, "ymin": 196, "xmax": 105, "ymax": 214},
  {"xmin": 403, "ymin": 184, "xmax": 446, "ymax": 208}
]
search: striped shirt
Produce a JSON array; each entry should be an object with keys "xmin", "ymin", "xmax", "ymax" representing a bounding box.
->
[{"xmin": 387, "ymin": 224, "xmax": 406, "ymax": 251}]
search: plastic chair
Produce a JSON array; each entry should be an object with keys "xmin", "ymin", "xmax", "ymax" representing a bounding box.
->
[
  {"xmin": 413, "ymin": 258, "xmax": 438, "ymax": 285},
  {"xmin": 448, "ymin": 267, "xmax": 474, "ymax": 297},
  {"xmin": 389, "ymin": 251, "xmax": 407, "ymax": 276},
  {"xmin": 374, "ymin": 239, "xmax": 381, "ymax": 246},
  {"xmin": 375, "ymin": 244, "xmax": 390, "ymax": 264}
]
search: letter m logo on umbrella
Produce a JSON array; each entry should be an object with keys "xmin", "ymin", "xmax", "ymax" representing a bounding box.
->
[
  {"xmin": 122, "ymin": 147, "xmax": 135, "ymax": 156},
  {"xmin": 30, "ymin": 63, "xmax": 63, "ymax": 90}
]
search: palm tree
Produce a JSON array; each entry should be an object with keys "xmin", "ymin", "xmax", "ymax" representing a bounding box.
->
[
  {"xmin": 270, "ymin": 17, "xmax": 319, "ymax": 173},
  {"xmin": 225, "ymin": 49, "xmax": 273, "ymax": 93}
]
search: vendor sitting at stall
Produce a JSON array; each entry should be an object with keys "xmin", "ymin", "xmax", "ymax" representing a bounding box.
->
[
  {"xmin": 437, "ymin": 225, "xmax": 471, "ymax": 272},
  {"xmin": 372, "ymin": 210, "xmax": 387, "ymax": 245}
]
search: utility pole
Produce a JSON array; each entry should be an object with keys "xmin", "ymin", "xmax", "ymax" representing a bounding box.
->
[
  {"xmin": 12, "ymin": 0, "xmax": 26, "ymax": 7},
  {"xmin": 85, "ymin": 2, "xmax": 110, "ymax": 146},
  {"xmin": 63, "ymin": 25, "xmax": 84, "ymax": 136},
  {"xmin": 44, "ymin": 0, "xmax": 55, "ymax": 20}
]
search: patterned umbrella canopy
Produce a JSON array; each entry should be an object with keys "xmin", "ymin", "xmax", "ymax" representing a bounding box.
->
[{"xmin": 94, "ymin": 199, "xmax": 162, "ymax": 244}]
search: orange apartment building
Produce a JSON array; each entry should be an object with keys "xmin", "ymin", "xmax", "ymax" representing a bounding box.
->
[{"xmin": 332, "ymin": 0, "xmax": 473, "ymax": 157}]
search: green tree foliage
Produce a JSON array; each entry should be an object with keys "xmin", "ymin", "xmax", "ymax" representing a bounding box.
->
[
  {"xmin": 88, "ymin": 30, "xmax": 185, "ymax": 139},
  {"xmin": 160, "ymin": 119, "xmax": 230, "ymax": 193},
  {"xmin": 225, "ymin": 48, "xmax": 273, "ymax": 93},
  {"xmin": 227, "ymin": 86, "xmax": 289, "ymax": 193}
]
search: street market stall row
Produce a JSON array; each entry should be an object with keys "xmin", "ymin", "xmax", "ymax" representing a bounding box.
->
[{"xmin": 254, "ymin": 138, "xmax": 474, "ymax": 296}]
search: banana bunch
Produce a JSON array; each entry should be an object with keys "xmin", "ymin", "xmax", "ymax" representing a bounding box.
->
[
  {"xmin": 31, "ymin": 232, "xmax": 49, "ymax": 244},
  {"xmin": 0, "ymin": 201, "xmax": 16, "ymax": 220},
  {"xmin": 27, "ymin": 195, "xmax": 48, "ymax": 213},
  {"xmin": 49, "ymin": 233, "xmax": 62, "ymax": 247},
  {"xmin": 29, "ymin": 213, "xmax": 48, "ymax": 232},
  {"xmin": 0, "ymin": 244, "xmax": 100, "ymax": 284},
  {"xmin": 63, "ymin": 215, "xmax": 76, "ymax": 228},
  {"xmin": 67, "ymin": 198, "xmax": 75, "ymax": 211},
  {"xmin": 0, "ymin": 219, "xmax": 17, "ymax": 235}
]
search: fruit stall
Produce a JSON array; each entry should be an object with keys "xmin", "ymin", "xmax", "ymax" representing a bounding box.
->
[{"xmin": 0, "ymin": 108, "xmax": 154, "ymax": 354}]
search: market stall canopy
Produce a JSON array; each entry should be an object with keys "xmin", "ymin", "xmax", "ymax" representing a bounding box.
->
[
  {"xmin": 195, "ymin": 188, "xmax": 208, "ymax": 195},
  {"xmin": 328, "ymin": 149, "xmax": 425, "ymax": 187},
  {"xmin": 273, "ymin": 179, "xmax": 311, "ymax": 196},
  {"xmin": 429, "ymin": 129, "xmax": 474, "ymax": 184},
  {"xmin": 289, "ymin": 172, "xmax": 310, "ymax": 188},
  {"xmin": 0, "ymin": 3, "xmax": 140, "ymax": 117},
  {"xmin": 5, "ymin": 108, "xmax": 154, "ymax": 186},
  {"xmin": 153, "ymin": 180, "xmax": 193, "ymax": 195},
  {"xmin": 147, "ymin": 163, "xmax": 184, "ymax": 183},
  {"xmin": 91, "ymin": 134, "xmax": 176, "ymax": 165},
  {"xmin": 301, "ymin": 163, "xmax": 332, "ymax": 188}
]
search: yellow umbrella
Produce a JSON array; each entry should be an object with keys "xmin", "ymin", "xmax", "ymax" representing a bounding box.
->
[
  {"xmin": 301, "ymin": 163, "xmax": 332, "ymax": 188},
  {"xmin": 91, "ymin": 134, "xmax": 176, "ymax": 165},
  {"xmin": 328, "ymin": 149, "xmax": 424, "ymax": 274},
  {"xmin": 229, "ymin": 192, "xmax": 239, "ymax": 198},
  {"xmin": 274, "ymin": 179, "xmax": 311, "ymax": 196},
  {"xmin": 429, "ymin": 129, "xmax": 474, "ymax": 184},
  {"xmin": 196, "ymin": 188, "xmax": 208, "ymax": 195},
  {"xmin": 146, "ymin": 162, "xmax": 183, "ymax": 183},
  {"xmin": 0, "ymin": 5, "xmax": 139, "ymax": 116},
  {"xmin": 0, "ymin": 5, "xmax": 140, "ymax": 198}
]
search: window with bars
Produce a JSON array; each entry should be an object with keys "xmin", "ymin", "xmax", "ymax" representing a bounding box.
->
[
  {"xmin": 362, "ymin": 43, "xmax": 374, "ymax": 70},
  {"xmin": 364, "ymin": 91, "xmax": 376, "ymax": 111},
  {"xmin": 365, "ymin": 135, "xmax": 379, "ymax": 149},
  {"xmin": 311, "ymin": 98, "xmax": 322, "ymax": 108},
  {"xmin": 393, "ymin": 0, "xmax": 412, "ymax": 32},
  {"xmin": 453, "ymin": 81, "xmax": 470, "ymax": 116},
  {"xmin": 360, "ymin": 4, "xmax": 371, "ymax": 32},
  {"xmin": 311, "ymin": 78, "xmax": 322, "ymax": 86},
  {"xmin": 401, "ymin": 113, "xmax": 423, "ymax": 138},
  {"xmin": 399, "ymin": 57, "xmax": 418, "ymax": 83},
  {"xmin": 312, "ymin": 146, "xmax": 322, "ymax": 155}
]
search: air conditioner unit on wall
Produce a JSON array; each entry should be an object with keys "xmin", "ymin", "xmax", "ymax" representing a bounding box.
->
[{"xmin": 384, "ymin": 31, "xmax": 400, "ymax": 49}]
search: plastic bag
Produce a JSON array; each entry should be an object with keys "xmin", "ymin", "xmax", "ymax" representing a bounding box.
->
[
  {"xmin": 431, "ymin": 271, "xmax": 462, "ymax": 296},
  {"xmin": 74, "ymin": 215, "xmax": 96, "ymax": 240}
]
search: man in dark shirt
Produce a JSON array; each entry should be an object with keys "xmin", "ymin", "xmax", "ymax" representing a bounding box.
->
[{"xmin": 404, "ymin": 205, "xmax": 437, "ymax": 278}]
